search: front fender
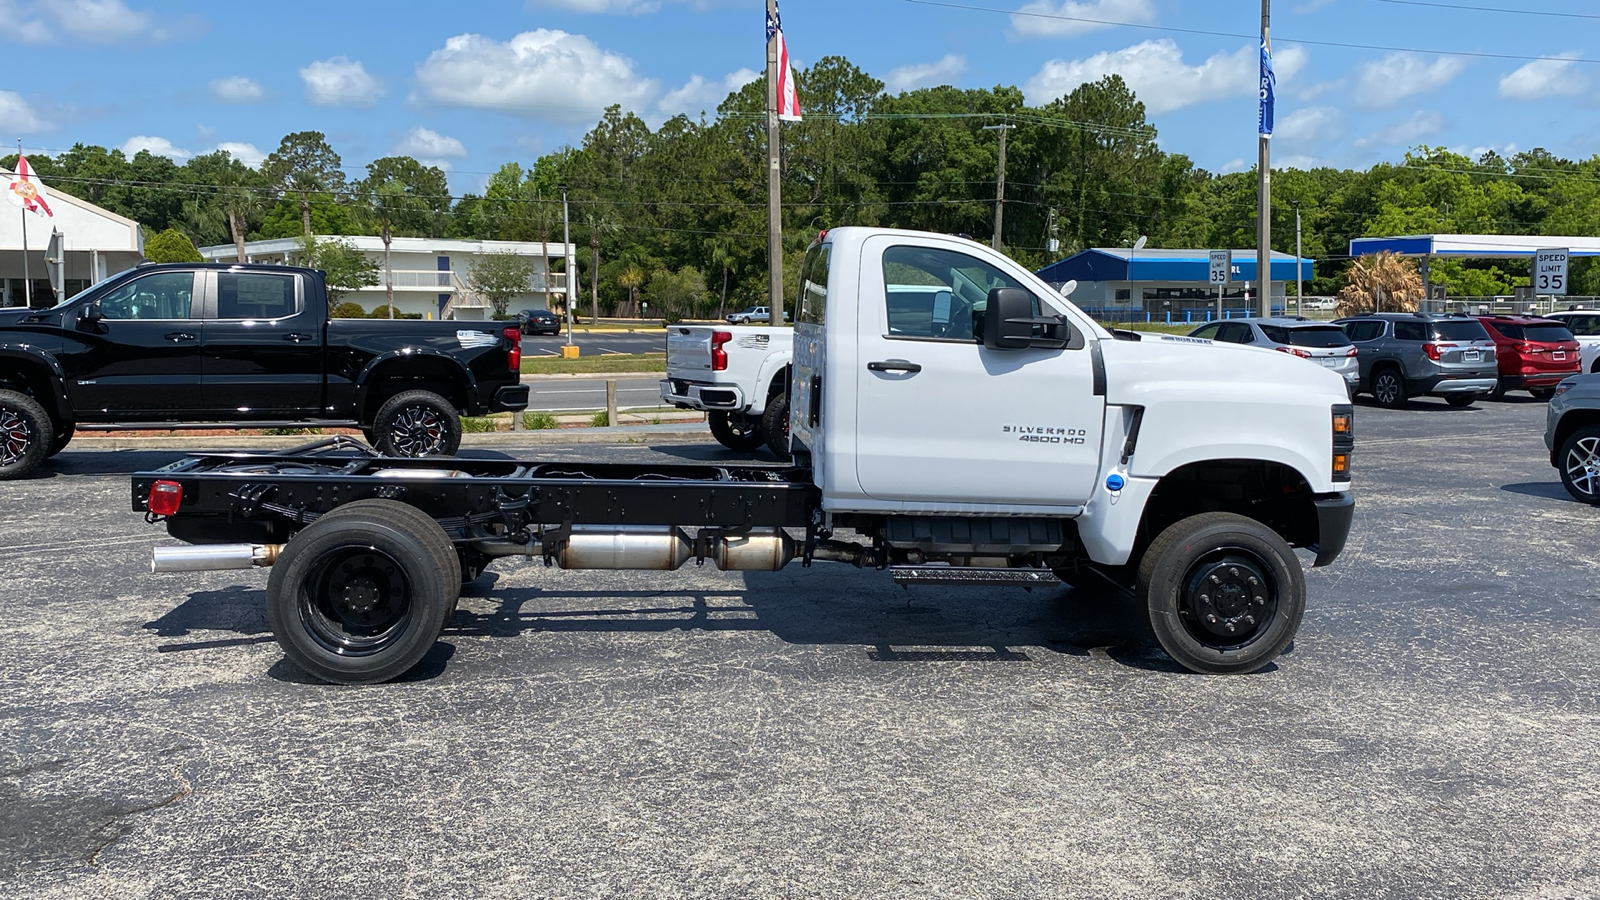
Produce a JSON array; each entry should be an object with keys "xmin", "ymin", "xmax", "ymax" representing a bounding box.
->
[{"xmin": 0, "ymin": 344, "xmax": 71, "ymax": 422}]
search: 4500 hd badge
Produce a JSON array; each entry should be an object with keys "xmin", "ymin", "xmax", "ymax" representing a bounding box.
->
[{"xmin": 1002, "ymin": 425, "xmax": 1088, "ymax": 445}]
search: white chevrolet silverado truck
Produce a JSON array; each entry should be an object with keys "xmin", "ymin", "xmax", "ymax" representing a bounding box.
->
[
  {"xmin": 662, "ymin": 324, "xmax": 794, "ymax": 457},
  {"xmin": 135, "ymin": 227, "xmax": 1355, "ymax": 683}
]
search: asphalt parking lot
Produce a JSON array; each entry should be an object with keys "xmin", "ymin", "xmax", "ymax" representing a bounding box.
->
[{"xmin": 2, "ymin": 395, "xmax": 1597, "ymax": 898}]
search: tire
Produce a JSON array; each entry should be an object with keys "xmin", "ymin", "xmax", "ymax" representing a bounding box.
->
[
  {"xmin": 47, "ymin": 423, "xmax": 74, "ymax": 458},
  {"xmin": 0, "ymin": 389, "xmax": 51, "ymax": 480},
  {"xmin": 762, "ymin": 393, "xmax": 791, "ymax": 460},
  {"xmin": 1136, "ymin": 512, "xmax": 1306, "ymax": 675},
  {"xmin": 1530, "ymin": 387, "xmax": 1556, "ymax": 401},
  {"xmin": 1557, "ymin": 424, "xmax": 1600, "ymax": 505},
  {"xmin": 1370, "ymin": 368, "xmax": 1407, "ymax": 409},
  {"xmin": 1488, "ymin": 379, "xmax": 1507, "ymax": 401},
  {"xmin": 1444, "ymin": 394, "xmax": 1479, "ymax": 408},
  {"xmin": 708, "ymin": 410, "xmax": 766, "ymax": 451},
  {"xmin": 266, "ymin": 499, "xmax": 460, "ymax": 684},
  {"xmin": 372, "ymin": 390, "xmax": 462, "ymax": 458}
]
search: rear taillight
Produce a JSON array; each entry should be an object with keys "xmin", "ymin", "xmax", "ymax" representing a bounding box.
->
[
  {"xmin": 1331, "ymin": 405, "xmax": 1354, "ymax": 483},
  {"xmin": 1345, "ymin": 346, "xmax": 1358, "ymax": 358},
  {"xmin": 711, "ymin": 330, "xmax": 732, "ymax": 371},
  {"xmin": 1276, "ymin": 346, "xmax": 1312, "ymax": 359},
  {"xmin": 502, "ymin": 326, "xmax": 522, "ymax": 371},
  {"xmin": 148, "ymin": 480, "xmax": 183, "ymax": 516},
  {"xmin": 1424, "ymin": 343, "xmax": 1442, "ymax": 361}
]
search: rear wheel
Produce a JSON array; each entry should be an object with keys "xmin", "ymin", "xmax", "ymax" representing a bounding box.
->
[
  {"xmin": 0, "ymin": 389, "xmax": 50, "ymax": 480},
  {"xmin": 1371, "ymin": 368, "xmax": 1407, "ymax": 409},
  {"xmin": 372, "ymin": 390, "xmax": 462, "ymax": 458},
  {"xmin": 267, "ymin": 499, "xmax": 459, "ymax": 684},
  {"xmin": 1444, "ymin": 394, "xmax": 1479, "ymax": 408},
  {"xmin": 709, "ymin": 410, "xmax": 766, "ymax": 451},
  {"xmin": 1488, "ymin": 379, "xmax": 1508, "ymax": 401},
  {"xmin": 1137, "ymin": 512, "xmax": 1306, "ymax": 674},
  {"xmin": 1558, "ymin": 425, "xmax": 1600, "ymax": 505},
  {"xmin": 1530, "ymin": 387, "xmax": 1556, "ymax": 401},
  {"xmin": 762, "ymin": 394, "xmax": 791, "ymax": 460}
]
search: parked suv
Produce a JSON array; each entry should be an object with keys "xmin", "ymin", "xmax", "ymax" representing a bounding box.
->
[
  {"xmin": 1475, "ymin": 315, "xmax": 1580, "ymax": 400},
  {"xmin": 1541, "ymin": 310, "xmax": 1600, "ymax": 374},
  {"xmin": 1188, "ymin": 317, "xmax": 1360, "ymax": 395},
  {"xmin": 1545, "ymin": 375, "xmax": 1600, "ymax": 502},
  {"xmin": 1335, "ymin": 313, "xmax": 1498, "ymax": 408}
]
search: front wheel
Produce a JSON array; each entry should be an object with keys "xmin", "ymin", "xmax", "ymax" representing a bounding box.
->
[
  {"xmin": 0, "ymin": 389, "xmax": 51, "ymax": 480},
  {"xmin": 1137, "ymin": 512, "xmax": 1306, "ymax": 674},
  {"xmin": 1371, "ymin": 369, "xmax": 1407, "ymax": 409},
  {"xmin": 708, "ymin": 410, "xmax": 766, "ymax": 451},
  {"xmin": 1444, "ymin": 393, "xmax": 1479, "ymax": 408},
  {"xmin": 1558, "ymin": 424, "xmax": 1600, "ymax": 505},
  {"xmin": 372, "ymin": 390, "xmax": 463, "ymax": 458},
  {"xmin": 762, "ymin": 394, "xmax": 791, "ymax": 460}
]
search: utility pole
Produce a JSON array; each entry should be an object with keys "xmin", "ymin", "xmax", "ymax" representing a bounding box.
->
[
  {"xmin": 982, "ymin": 124, "xmax": 1012, "ymax": 251},
  {"xmin": 562, "ymin": 187, "xmax": 574, "ymax": 348},
  {"xmin": 1044, "ymin": 207, "xmax": 1059, "ymax": 255},
  {"xmin": 765, "ymin": 0, "xmax": 784, "ymax": 327},
  {"xmin": 1257, "ymin": 0, "xmax": 1272, "ymax": 317},
  {"xmin": 1293, "ymin": 200, "xmax": 1303, "ymax": 316}
]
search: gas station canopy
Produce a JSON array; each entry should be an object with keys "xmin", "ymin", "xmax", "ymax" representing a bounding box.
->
[{"xmin": 1349, "ymin": 234, "xmax": 1600, "ymax": 259}]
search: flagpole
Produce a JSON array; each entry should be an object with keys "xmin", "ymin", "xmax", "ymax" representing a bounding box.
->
[
  {"xmin": 1257, "ymin": 0, "xmax": 1272, "ymax": 317},
  {"xmin": 765, "ymin": 0, "xmax": 784, "ymax": 328},
  {"xmin": 17, "ymin": 140, "xmax": 31, "ymax": 309}
]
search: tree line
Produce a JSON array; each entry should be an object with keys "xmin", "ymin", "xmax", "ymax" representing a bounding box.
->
[{"xmin": 9, "ymin": 56, "xmax": 1600, "ymax": 317}]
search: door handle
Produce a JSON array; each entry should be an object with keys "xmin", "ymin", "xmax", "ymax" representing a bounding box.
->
[
  {"xmin": 867, "ymin": 359, "xmax": 921, "ymax": 373},
  {"xmin": 164, "ymin": 332, "xmax": 196, "ymax": 342},
  {"xmin": 283, "ymin": 333, "xmax": 314, "ymax": 343}
]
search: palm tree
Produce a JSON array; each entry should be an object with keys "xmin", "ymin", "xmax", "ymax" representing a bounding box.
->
[
  {"xmin": 618, "ymin": 265, "xmax": 646, "ymax": 319},
  {"xmin": 1337, "ymin": 251, "xmax": 1423, "ymax": 316}
]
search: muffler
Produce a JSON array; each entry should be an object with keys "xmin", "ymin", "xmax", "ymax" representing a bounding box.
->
[
  {"xmin": 482, "ymin": 526, "xmax": 797, "ymax": 572},
  {"xmin": 151, "ymin": 543, "xmax": 282, "ymax": 573}
]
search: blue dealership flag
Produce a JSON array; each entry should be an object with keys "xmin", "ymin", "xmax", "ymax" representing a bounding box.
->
[{"xmin": 1259, "ymin": 37, "xmax": 1276, "ymax": 137}]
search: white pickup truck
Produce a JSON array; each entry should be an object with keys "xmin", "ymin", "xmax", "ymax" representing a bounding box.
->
[
  {"xmin": 662, "ymin": 324, "xmax": 794, "ymax": 457},
  {"xmin": 137, "ymin": 226, "xmax": 1355, "ymax": 682}
]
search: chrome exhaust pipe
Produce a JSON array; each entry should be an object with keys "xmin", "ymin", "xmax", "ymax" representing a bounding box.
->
[{"xmin": 151, "ymin": 543, "xmax": 282, "ymax": 574}]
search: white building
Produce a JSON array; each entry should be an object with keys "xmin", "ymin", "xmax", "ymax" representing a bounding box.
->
[
  {"xmin": 1, "ymin": 167, "xmax": 145, "ymax": 307},
  {"xmin": 199, "ymin": 236, "xmax": 574, "ymax": 320}
]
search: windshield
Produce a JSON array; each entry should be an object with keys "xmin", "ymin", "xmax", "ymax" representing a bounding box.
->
[
  {"xmin": 1525, "ymin": 324, "xmax": 1575, "ymax": 343},
  {"xmin": 1284, "ymin": 326, "xmax": 1351, "ymax": 348},
  {"xmin": 1433, "ymin": 321, "xmax": 1490, "ymax": 342}
]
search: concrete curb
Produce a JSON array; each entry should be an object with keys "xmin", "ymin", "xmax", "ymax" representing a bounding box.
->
[{"xmin": 68, "ymin": 422, "xmax": 711, "ymax": 451}]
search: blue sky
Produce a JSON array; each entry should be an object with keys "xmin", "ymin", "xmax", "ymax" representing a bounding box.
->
[{"xmin": 1, "ymin": 0, "xmax": 1596, "ymax": 192}]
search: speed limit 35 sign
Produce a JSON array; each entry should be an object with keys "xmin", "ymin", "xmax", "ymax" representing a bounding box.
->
[{"xmin": 1536, "ymin": 248, "xmax": 1568, "ymax": 296}]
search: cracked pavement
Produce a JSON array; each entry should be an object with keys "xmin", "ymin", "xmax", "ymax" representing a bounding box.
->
[{"xmin": 1, "ymin": 396, "xmax": 1597, "ymax": 898}]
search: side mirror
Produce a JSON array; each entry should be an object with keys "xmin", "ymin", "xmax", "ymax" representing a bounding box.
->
[
  {"xmin": 983, "ymin": 287, "xmax": 1071, "ymax": 351},
  {"xmin": 78, "ymin": 301, "xmax": 103, "ymax": 328}
]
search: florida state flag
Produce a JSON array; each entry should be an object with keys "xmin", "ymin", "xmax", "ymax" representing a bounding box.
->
[{"xmin": 6, "ymin": 155, "xmax": 54, "ymax": 218}]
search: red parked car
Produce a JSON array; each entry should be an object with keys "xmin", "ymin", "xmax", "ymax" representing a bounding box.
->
[{"xmin": 1475, "ymin": 315, "xmax": 1581, "ymax": 399}]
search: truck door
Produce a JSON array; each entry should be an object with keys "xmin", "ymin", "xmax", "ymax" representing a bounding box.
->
[
  {"xmin": 200, "ymin": 270, "xmax": 323, "ymax": 416},
  {"xmin": 854, "ymin": 236, "xmax": 1105, "ymax": 508},
  {"xmin": 61, "ymin": 270, "xmax": 204, "ymax": 416}
]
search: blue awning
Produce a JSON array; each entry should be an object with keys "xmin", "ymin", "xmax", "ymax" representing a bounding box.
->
[{"xmin": 1037, "ymin": 248, "xmax": 1314, "ymax": 284}]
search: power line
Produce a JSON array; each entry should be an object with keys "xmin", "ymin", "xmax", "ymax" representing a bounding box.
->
[
  {"xmin": 1376, "ymin": 0, "xmax": 1600, "ymax": 20},
  {"xmin": 901, "ymin": 0, "xmax": 1600, "ymax": 64}
]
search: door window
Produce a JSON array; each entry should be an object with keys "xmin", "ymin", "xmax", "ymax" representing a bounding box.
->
[
  {"xmin": 216, "ymin": 272, "xmax": 298, "ymax": 320},
  {"xmin": 796, "ymin": 244, "xmax": 830, "ymax": 325},
  {"xmin": 881, "ymin": 244, "xmax": 1035, "ymax": 342},
  {"xmin": 1342, "ymin": 320, "xmax": 1385, "ymax": 342},
  {"xmin": 1216, "ymin": 322, "xmax": 1255, "ymax": 343},
  {"xmin": 1190, "ymin": 322, "xmax": 1222, "ymax": 340},
  {"xmin": 1392, "ymin": 321, "xmax": 1426, "ymax": 341},
  {"xmin": 98, "ymin": 272, "xmax": 196, "ymax": 320}
]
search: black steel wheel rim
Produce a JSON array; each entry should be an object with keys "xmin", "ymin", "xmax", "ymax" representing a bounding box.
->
[
  {"xmin": 388, "ymin": 404, "xmax": 450, "ymax": 456},
  {"xmin": 299, "ymin": 546, "xmax": 415, "ymax": 656},
  {"xmin": 728, "ymin": 414, "xmax": 759, "ymax": 438},
  {"xmin": 0, "ymin": 406, "xmax": 34, "ymax": 467},
  {"xmin": 1178, "ymin": 548, "xmax": 1279, "ymax": 651},
  {"xmin": 1565, "ymin": 436, "xmax": 1600, "ymax": 497},
  {"xmin": 1375, "ymin": 374, "xmax": 1399, "ymax": 405}
]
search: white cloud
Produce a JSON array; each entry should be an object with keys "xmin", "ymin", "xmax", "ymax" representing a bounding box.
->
[
  {"xmin": 1, "ymin": 0, "xmax": 196, "ymax": 43},
  {"xmin": 884, "ymin": 55, "xmax": 967, "ymax": 93},
  {"xmin": 414, "ymin": 30, "xmax": 658, "ymax": 121},
  {"xmin": 1498, "ymin": 53, "xmax": 1588, "ymax": 100},
  {"xmin": 50, "ymin": 0, "xmax": 150, "ymax": 42},
  {"xmin": 120, "ymin": 135, "xmax": 192, "ymax": 160},
  {"xmin": 300, "ymin": 56, "xmax": 385, "ymax": 108},
  {"xmin": 0, "ymin": 1, "xmax": 51, "ymax": 42},
  {"xmin": 1025, "ymin": 39, "xmax": 1308, "ymax": 113},
  {"xmin": 527, "ymin": 0, "xmax": 661, "ymax": 11},
  {"xmin": 1354, "ymin": 111, "xmax": 1444, "ymax": 148},
  {"xmin": 394, "ymin": 127, "xmax": 468, "ymax": 169},
  {"xmin": 0, "ymin": 91, "xmax": 50, "ymax": 132},
  {"xmin": 1219, "ymin": 158, "xmax": 1247, "ymax": 174},
  {"xmin": 1276, "ymin": 154, "xmax": 1322, "ymax": 170},
  {"xmin": 1353, "ymin": 53, "xmax": 1466, "ymax": 110},
  {"xmin": 1292, "ymin": 0, "xmax": 1335, "ymax": 11},
  {"xmin": 1293, "ymin": 78, "xmax": 1343, "ymax": 102},
  {"xmin": 1010, "ymin": 0, "xmax": 1154, "ymax": 39},
  {"xmin": 213, "ymin": 141, "xmax": 264, "ymax": 167},
  {"xmin": 1275, "ymin": 105, "xmax": 1342, "ymax": 147},
  {"xmin": 210, "ymin": 76, "xmax": 264, "ymax": 103},
  {"xmin": 1452, "ymin": 141, "xmax": 1518, "ymax": 160},
  {"xmin": 659, "ymin": 68, "xmax": 759, "ymax": 114}
]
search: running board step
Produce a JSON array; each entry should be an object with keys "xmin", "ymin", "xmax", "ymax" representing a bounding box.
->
[{"xmin": 890, "ymin": 566, "xmax": 1060, "ymax": 587}]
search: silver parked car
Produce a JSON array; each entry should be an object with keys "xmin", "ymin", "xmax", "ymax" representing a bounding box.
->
[
  {"xmin": 1334, "ymin": 313, "xmax": 1499, "ymax": 408},
  {"xmin": 1188, "ymin": 317, "xmax": 1360, "ymax": 394}
]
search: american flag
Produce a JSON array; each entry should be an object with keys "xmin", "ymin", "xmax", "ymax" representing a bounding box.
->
[
  {"xmin": 6, "ymin": 154, "xmax": 53, "ymax": 218},
  {"xmin": 766, "ymin": 3, "xmax": 801, "ymax": 122}
]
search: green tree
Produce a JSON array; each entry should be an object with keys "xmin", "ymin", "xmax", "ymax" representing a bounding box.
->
[
  {"xmin": 643, "ymin": 266, "xmax": 708, "ymax": 323},
  {"xmin": 360, "ymin": 155, "xmax": 450, "ymax": 317},
  {"xmin": 296, "ymin": 234, "xmax": 379, "ymax": 303},
  {"xmin": 144, "ymin": 227, "xmax": 204, "ymax": 263},
  {"xmin": 180, "ymin": 149, "xmax": 264, "ymax": 262},
  {"xmin": 466, "ymin": 250, "xmax": 536, "ymax": 318},
  {"xmin": 331, "ymin": 300, "xmax": 369, "ymax": 318},
  {"xmin": 263, "ymin": 132, "xmax": 347, "ymax": 238}
]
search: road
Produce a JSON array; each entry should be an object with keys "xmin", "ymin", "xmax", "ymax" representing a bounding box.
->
[
  {"xmin": 520, "ymin": 331, "xmax": 664, "ymax": 357},
  {"xmin": 2, "ymin": 396, "xmax": 1598, "ymax": 897},
  {"xmin": 526, "ymin": 376, "xmax": 667, "ymax": 412}
]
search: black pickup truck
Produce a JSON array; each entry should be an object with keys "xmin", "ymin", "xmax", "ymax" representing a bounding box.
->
[{"xmin": 0, "ymin": 262, "xmax": 528, "ymax": 478}]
